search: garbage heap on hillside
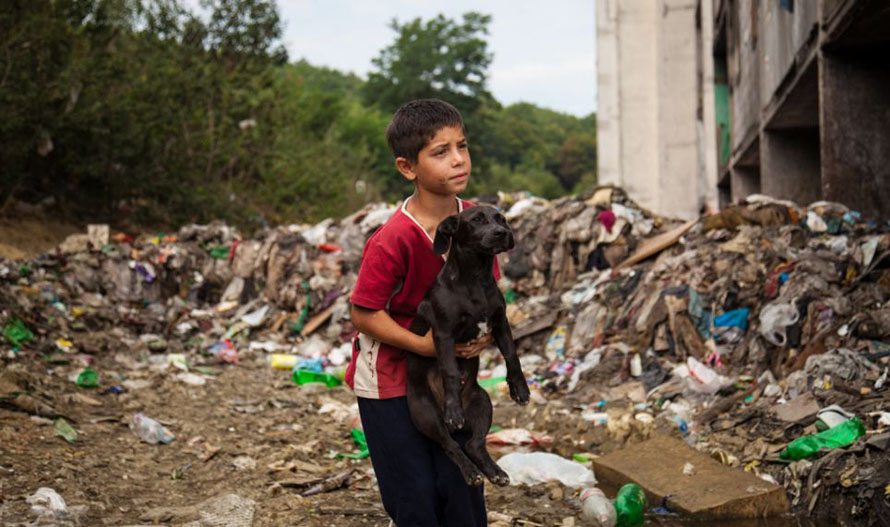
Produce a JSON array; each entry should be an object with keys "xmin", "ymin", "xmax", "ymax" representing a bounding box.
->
[{"xmin": 2, "ymin": 186, "xmax": 888, "ymax": 523}]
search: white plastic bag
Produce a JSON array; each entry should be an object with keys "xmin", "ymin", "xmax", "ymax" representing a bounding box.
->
[
  {"xmin": 130, "ymin": 413, "xmax": 175, "ymax": 444},
  {"xmin": 759, "ymin": 303, "xmax": 799, "ymax": 346},
  {"xmin": 27, "ymin": 487, "xmax": 68, "ymax": 517},
  {"xmin": 497, "ymin": 452, "xmax": 596, "ymax": 488}
]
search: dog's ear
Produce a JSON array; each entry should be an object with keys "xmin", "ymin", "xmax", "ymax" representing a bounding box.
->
[{"xmin": 433, "ymin": 215, "xmax": 459, "ymax": 255}]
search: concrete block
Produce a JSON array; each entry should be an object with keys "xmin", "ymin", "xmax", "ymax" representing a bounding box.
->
[{"xmin": 593, "ymin": 434, "xmax": 790, "ymax": 519}]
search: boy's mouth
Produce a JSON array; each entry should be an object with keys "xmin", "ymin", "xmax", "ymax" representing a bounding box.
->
[{"xmin": 450, "ymin": 172, "xmax": 468, "ymax": 182}]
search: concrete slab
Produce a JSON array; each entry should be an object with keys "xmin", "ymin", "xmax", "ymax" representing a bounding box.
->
[{"xmin": 593, "ymin": 434, "xmax": 790, "ymax": 519}]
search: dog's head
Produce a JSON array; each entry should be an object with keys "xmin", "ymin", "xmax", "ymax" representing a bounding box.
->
[{"xmin": 433, "ymin": 206, "xmax": 514, "ymax": 256}]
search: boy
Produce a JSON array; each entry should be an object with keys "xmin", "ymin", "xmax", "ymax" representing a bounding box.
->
[{"xmin": 345, "ymin": 99, "xmax": 498, "ymax": 526}]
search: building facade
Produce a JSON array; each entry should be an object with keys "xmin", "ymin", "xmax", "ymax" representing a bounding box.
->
[
  {"xmin": 596, "ymin": 0, "xmax": 719, "ymax": 219},
  {"xmin": 597, "ymin": 0, "xmax": 890, "ymax": 221}
]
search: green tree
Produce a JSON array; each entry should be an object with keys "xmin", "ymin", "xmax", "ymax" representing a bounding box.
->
[
  {"xmin": 363, "ymin": 12, "xmax": 494, "ymax": 115},
  {"xmin": 554, "ymin": 132, "xmax": 597, "ymax": 191}
]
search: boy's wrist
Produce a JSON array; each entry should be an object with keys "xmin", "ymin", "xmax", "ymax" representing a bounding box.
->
[{"xmin": 412, "ymin": 333, "xmax": 435, "ymax": 357}]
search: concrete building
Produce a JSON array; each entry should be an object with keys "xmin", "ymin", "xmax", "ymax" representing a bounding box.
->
[
  {"xmin": 597, "ymin": 0, "xmax": 890, "ymax": 221},
  {"xmin": 596, "ymin": 0, "xmax": 719, "ymax": 220},
  {"xmin": 714, "ymin": 0, "xmax": 890, "ymax": 221}
]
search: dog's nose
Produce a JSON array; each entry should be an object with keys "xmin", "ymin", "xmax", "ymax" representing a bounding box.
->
[{"xmin": 494, "ymin": 229, "xmax": 507, "ymax": 239}]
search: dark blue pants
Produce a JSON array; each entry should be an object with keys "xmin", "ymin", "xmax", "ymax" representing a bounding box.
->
[{"xmin": 357, "ymin": 396, "xmax": 487, "ymax": 527}]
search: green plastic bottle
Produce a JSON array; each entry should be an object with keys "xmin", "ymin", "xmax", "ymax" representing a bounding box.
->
[
  {"xmin": 614, "ymin": 483, "xmax": 647, "ymax": 526},
  {"xmin": 292, "ymin": 369, "xmax": 342, "ymax": 388},
  {"xmin": 780, "ymin": 417, "xmax": 866, "ymax": 460}
]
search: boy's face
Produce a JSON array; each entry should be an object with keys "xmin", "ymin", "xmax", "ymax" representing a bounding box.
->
[{"xmin": 396, "ymin": 125, "xmax": 470, "ymax": 196}]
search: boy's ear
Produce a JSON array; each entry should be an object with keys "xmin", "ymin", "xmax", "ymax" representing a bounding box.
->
[
  {"xmin": 395, "ymin": 157, "xmax": 416, "ymax": 182},
  {"xmin": 433, "ymin": 215, "xmax": 459, "ymax": 255}
]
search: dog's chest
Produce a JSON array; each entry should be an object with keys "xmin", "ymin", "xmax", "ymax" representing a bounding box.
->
[
  {"xmin": 476, "ymin": 320, "xmax": 491, "ymax": 337},
  {"xmin": 453, "ymin": 290, "xmax": 495, "ymax": 342}
]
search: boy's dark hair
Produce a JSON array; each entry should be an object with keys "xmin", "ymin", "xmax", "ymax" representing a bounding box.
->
[{"xmin": 386, "ymin": 99, "xmax": 464, "ymax": 163}]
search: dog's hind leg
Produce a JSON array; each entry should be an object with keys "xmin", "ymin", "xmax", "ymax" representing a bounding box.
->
[
  {"xmin": 407, "ymin": 393, "xmax": 485, "ymax": 487},
  {"xmin": 462, "ymin": 387, "xmax": 510, "ymax": 486}
]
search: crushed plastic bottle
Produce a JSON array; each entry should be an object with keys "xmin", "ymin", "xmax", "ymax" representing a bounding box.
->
[
  {"xmin": 130, "ymin": 413, "xmax": 175, "ymax": 444},
  {"xmin": 580, "ymin": 487, "xmax": 617, "ymax": 527},
  {"xmin": 780, "ymin": 417, "xmax": 865, "ymax": 460},
  {"xmin": 614, "ymin": 483, "xmax": 647, "ymax": 526}
]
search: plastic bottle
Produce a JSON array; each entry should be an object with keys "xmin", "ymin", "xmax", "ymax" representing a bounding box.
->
[
  {"xmin": 292, "ymin": 369, "xmax": 342, "ymax": 388},
  {"xmin": 780, "ymin": 417, "xmax": 866, "ymax": 460},
  {"xmin": 130, "ymin": 413, "xmax": 175, "ymax": 444},
  {"xmin": 580, "ymin": 487, "xmax": 617, "ymax": 527},
  {"xmin": 613, "ymin": 483, "xmax": 647, "ymax": 526}
]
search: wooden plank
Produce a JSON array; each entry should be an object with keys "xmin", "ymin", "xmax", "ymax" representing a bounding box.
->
[{"xmin": 618, "ymin": 219, "xmax": 697, "ymax": 269}]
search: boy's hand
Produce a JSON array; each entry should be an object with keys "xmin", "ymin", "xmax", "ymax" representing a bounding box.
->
[{"xmin": 455, "ymin": 334, "xmax": 492, "ymax": 359}]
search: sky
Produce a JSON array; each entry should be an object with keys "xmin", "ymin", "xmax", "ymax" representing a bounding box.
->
[{"xmin": 273, "ymin": 1, "xmax": 597, "ymax": 117}]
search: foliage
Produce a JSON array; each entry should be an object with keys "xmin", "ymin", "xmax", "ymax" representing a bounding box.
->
[
  {"xmin": 363, "ymin": 12, "xmax": 494, "ymax": 116},
  {"xmin": 0, "ymin": 2, "xmax": 596, "ymax": 229}
]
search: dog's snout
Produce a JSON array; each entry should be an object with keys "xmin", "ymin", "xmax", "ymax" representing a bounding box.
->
[{"xmin": 493, "ymin": 229, "xmax": 507, "ymax": 238}]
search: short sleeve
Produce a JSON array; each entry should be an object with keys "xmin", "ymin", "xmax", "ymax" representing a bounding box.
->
[{"xmin": 350, "ymin": 236, "xmax": 406, "ymax": 310}]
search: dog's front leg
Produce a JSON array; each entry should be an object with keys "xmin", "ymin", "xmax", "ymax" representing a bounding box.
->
[
  {"xmin": 492, "ymin": 312, "xmax": 529, "ymax": 405},
  {"xmin": 433, "ymin": 332, "xmax": 465, "ymax": 432}
]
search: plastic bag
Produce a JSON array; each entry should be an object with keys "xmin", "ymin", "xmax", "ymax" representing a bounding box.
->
[
  {"xmin": 130, "ymin": 413, "xmax": 175, "ymax": 444},
  {"xmin": 759, "ymin": 303, "xmax": 799, "ymax": 346},
  {"xmin": 497, "ymin": 452, "xmax": 596, "ymax": 488},
  {"xmin": 27, "ymin": 487, "xmax": 68, "ymax": 517},
  {"xmin": 486, "ymin": 428, "xmax": 553, "ymax": 446}
]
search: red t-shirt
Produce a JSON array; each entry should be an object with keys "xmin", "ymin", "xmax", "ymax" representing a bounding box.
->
[{"xmin": 346, "ymin": 197, "xmax": 500, "ymax": 399}]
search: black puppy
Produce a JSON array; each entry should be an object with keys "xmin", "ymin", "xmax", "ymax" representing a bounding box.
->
[{"xmin": 407, "ymin": 205, "xmax": 530, "ymax": 487}]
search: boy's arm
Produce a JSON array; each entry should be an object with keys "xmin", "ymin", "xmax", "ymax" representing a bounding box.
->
[{"xmin": 351, "ymin": 305, "xmax": 436, "ymax": 357}]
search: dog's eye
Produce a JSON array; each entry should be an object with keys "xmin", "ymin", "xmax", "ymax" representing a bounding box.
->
[{"xmin": 473, "ymin": 215, "xmax": 484, "ymax": 223}]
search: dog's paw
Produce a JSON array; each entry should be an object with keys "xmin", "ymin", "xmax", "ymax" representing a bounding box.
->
[
  {"xmin": 490, "ymin": 469, "xmax": 510, "ymax": 487},
  {"xmin": 444, "ymin": 404, "xmax": 465, "ymax": 432},
  {"xmin": 509, "ymin": 378, "xmax": 530, "ymax": 406},
  {"xmin": 464, "ymin": 470, "xmax": 485, "ymax": 487}
]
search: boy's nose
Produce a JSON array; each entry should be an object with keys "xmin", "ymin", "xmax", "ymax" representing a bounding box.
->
[{"xmin": 450, "ymin": 148, "xmax": 465, "ymax": 165}]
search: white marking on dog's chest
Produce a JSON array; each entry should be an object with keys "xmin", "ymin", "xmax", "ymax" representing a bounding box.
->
[{"xmin": 476, "ymin": 321, "xmax": 491, "ymax": 337}]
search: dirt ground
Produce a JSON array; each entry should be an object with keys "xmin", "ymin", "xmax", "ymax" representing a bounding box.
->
[
  {"xmin": 0, "ymin": 217, "xmax": 80, "ymax": 261},
  {"xmin": 0, "ymin": 349, "xmax": 590, "ymax": 527}
]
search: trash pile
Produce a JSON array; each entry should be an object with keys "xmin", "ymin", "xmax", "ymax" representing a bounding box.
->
[
  {"xmin": 2, "ymin": 188, "xmax": 890, "ymax": 525},
  {"xmin": 495, "ymin": 193, "xmax": 890, "ymax": 525}
]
